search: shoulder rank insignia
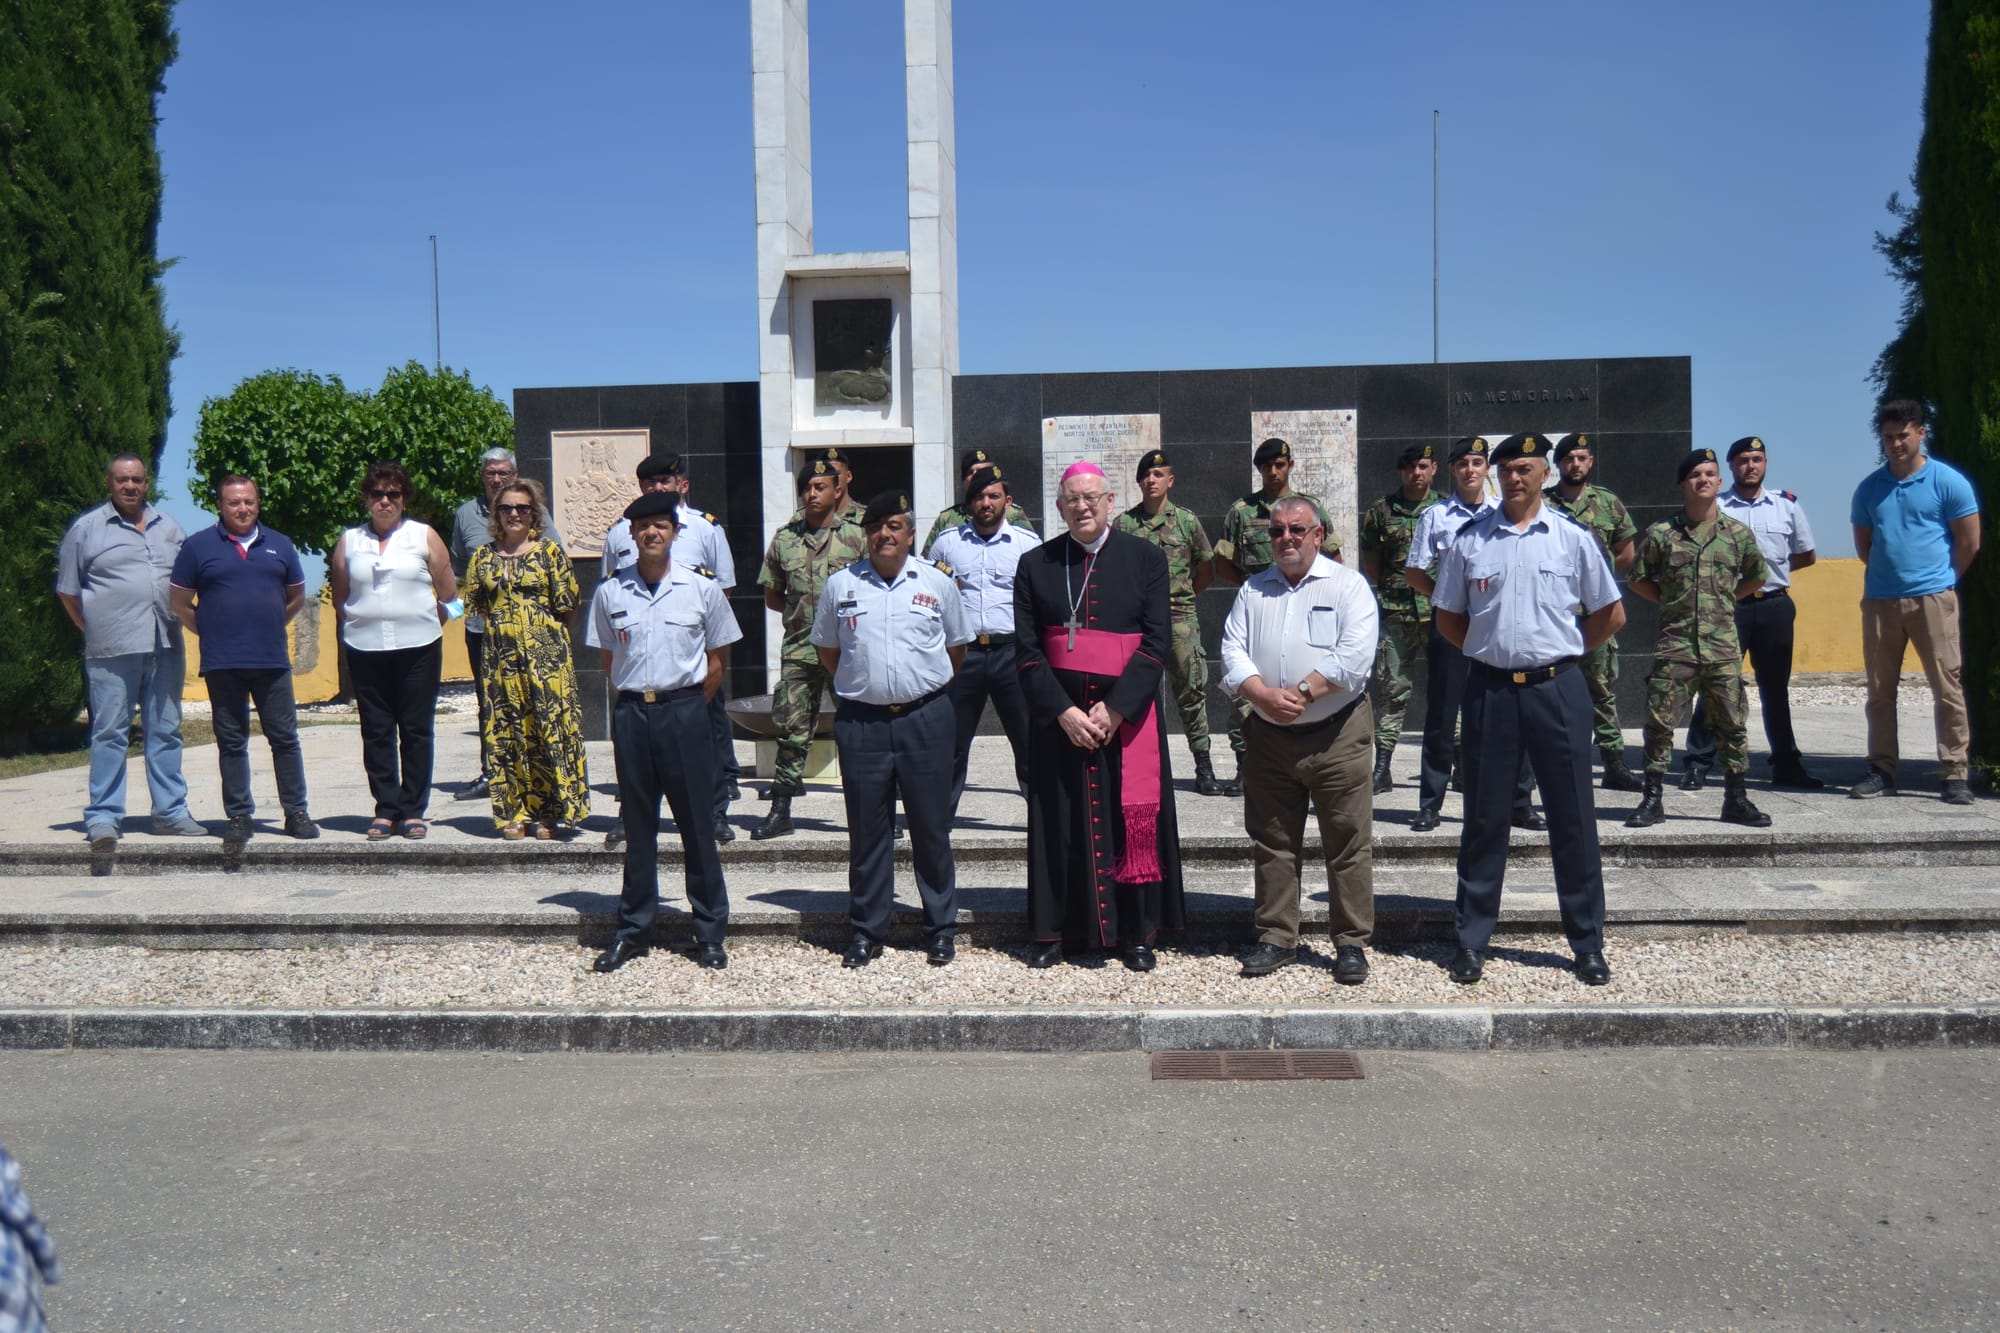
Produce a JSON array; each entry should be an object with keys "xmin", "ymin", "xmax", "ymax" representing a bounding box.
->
[
  {"xmin": 929, "ymin": 558, "xmax": 954, "ymax": 576},
  {"xmin": 702, "ymin": 511, "xmax": 719, "ymax": 524},
  {"xmin": 692, "ymin": 565, "xmax": 717, "ymax": 579},
  {"xmin": 1779, "ymin": 491, "xmax": 1797, "ymax": 502}
]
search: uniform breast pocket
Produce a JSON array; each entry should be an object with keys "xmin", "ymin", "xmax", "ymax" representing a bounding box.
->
[
  {"xmin": 1305, "ymin": 606, "xmax": 1340, "ymax": 648},
  {"xmin": 1536, "ymin": 559, "xmax": 1581, "ymax": 615},
  {"xmin": 1466, "ymin": 560, "xmax": 1507, "ymax": 602},
  {"xmin": 664, "ymin": 611, "xmax": 706, "ymax": 660},
  {"xmin": 912, "ymin": 604, "xmax": 946, "ymax": 650}
]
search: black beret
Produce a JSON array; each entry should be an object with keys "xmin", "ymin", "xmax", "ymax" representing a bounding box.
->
[
  {"xmin": 1396, "ymin": 443, "xmax": 1436, "ymax": 468},
  {"xmin": 796, "ymin": 459, "xmax": 834, "ymax": 492},
  {"xmin": 635, "ymin": 453, "xmax": 675, "ymax": 480},
  {"xmin": 1253, "ymin": 438, "xmax": 1292, "ymax": 465},
  {"xmin": 1491, "ymin": 433, "xmax": 1551, "ymax": 464},
  {"xmin": 960, "ymin": 447, "xmax": 993, "ymax": 473},
  {"xmin": 813, "ymin": 446, "xmax": 848, "ymax": 469},
  {"xmin": 1553, "ymin": 433, "xmax": 1592, "ymax": 459},
  {"xmin": 1676, "ymin": 448, "xmax": 1720, "ymax": 483},
  {"xmin": 1134, "ymin": 449, "xmax": 1170, "ymax": 480},
  {"xmin": 1448, "ymin": 436, "xmax": 1489, "ymax": 462},
  {"xmin": 623, "ymin": 492, "xmax": 680, "ymax": 525},
  {"xmin": 964, "ymin": 465, "xmax": 1004, "ymax": 501},
  {"xmin": 1727, "ymin": 436, "xmax": 1765, "ymax": 459},
  {"xmin": 862, "ymin": 490, "xmax": 911, "ymax": 527}
]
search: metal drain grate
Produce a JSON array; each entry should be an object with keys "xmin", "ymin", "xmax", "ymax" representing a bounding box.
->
[{"xmin": 1150, "ymin": 1050, "xmax": 1364, "ymax": 1081}]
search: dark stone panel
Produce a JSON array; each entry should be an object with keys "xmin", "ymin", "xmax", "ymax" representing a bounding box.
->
[
  {"xmin": 1356, "ymin": 438, "xmax": 1427, "ymax": 511},
  {"xmin": 684, "ymin": 453, "xmax": 729, "ymax": 509},
  {"xmin": 576, "ymin": 664, "xmax": 610, "ymax": 744},
  {"xmin": 953, "ymin": 374, "xmax": 1043, "ymax": 455},
  {"xmin": 1617, "ymin": 592, "xmax": 1661, "ymax": 664},
  {"xmin": 1039, "ymin": 370, "xmax": 1160, "ymax": 419},
  {"xmin": 1159, "ymin": 369, "xmax": 1251, "ymax": 444},
  {"xmin": 1594, "ymin": 438, "xmax": 1696, "ymax": 511},
  {"xmin": 686, "ymin": 381, "xmax": 727, "ymax": 452},
  {"xmin": 728, "ymin": 592, "xmax": 767, "ymax": 697},
  {"xmin": 1159, "ymin": 442, "xmax": 1253, "ymax": 521},
  {"xmin": 1356, "ymin": 363, "xmax": 1447, "ymax": 440},
  {"xmin": 598, "ymin": 384, "xmax": 689, "ymax": 454},
  {"xmin": 1444, "ymin": 359, "xmax": 1600, "ymax": 439},
  {"xmin": 512, "ymin": 388, "xmax": 603, "ymax": 460},
  {"xmin": 1597, "ymin": 357, "xmax": 1693, "ymax": 433},
  {"xmin": 1612, "ymin": 654, "xmax": 1652, "ymax": 733},
  {"xmin": 1250, "ymin": 365, "xmax": 1359, "ymax": 413}
]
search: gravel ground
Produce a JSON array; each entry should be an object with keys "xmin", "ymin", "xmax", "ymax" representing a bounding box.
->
[{"xmin": 3, "ymin": 931, "xmax": 1996, "ymax": 1010}]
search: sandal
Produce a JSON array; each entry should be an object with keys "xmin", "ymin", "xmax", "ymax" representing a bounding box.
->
[
  {"xmin": 534, "ymin": 823, "xmax": 555, "ymax": 841},
  {"xmin": 403, "ymin": 820, "xmax": 428, "ymax": 840},
  {"xmin": 501, "ymin": 824, "xmax": 527, "ymax": 841},
  {"xmin": 367, "ymin": 819, "xmax": 397, "ymax": 841}
]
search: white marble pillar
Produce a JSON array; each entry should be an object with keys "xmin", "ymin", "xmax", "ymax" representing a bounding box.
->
[{"xmin": 905, "ymin": 0, "xmax": 958, "ymax": 531}]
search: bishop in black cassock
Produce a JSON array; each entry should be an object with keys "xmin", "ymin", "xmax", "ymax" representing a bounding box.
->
[{"xmin": 1013, "ymin": 462, "xmax": 1186, "ymax": 969}]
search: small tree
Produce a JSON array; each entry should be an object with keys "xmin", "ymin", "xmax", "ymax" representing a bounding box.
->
[{"xmin": 368, "ymin": 361, "xmax": 510, "ymax": 531}]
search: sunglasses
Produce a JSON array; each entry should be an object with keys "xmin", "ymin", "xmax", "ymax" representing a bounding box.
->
[
  {"xmin": 366, "ymin": 489, "xmax": 403, "ymax": 501},
  {"xmin": 496, "ymin": 503, "xmax": 535, "ymax": 516},
  {"xmin": 1269, "ymin": 524, "xmax": 1319, "ymax": 538}
]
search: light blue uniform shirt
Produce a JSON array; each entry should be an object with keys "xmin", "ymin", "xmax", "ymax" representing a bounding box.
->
[
  {"xmin": 585, "ymin": 562, "xmax": 743, "ymax": 693},
  {"xmin": 810, "ymin": 556, "xmax": 971, "ymax": 705},
  {"xmin": 1718, "ymin": 486, "xmax": 1816, "ymax": 590},
  {"xmin": 604, "ymin": 507, "xmax": 735, "ymax": 590},
  {"xmin": 1404, "ymin": 492, "xmax": 1496, "ymax": 574},
  {"xmin": 925, "ymin": 521, "xmax": 1042, "ymax": 636},
  {"xmin": 1432, "ymin": 504, "xmax": 1620, "ymax": 670}
]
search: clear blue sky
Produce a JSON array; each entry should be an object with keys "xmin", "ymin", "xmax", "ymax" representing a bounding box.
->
[{"xmin": 152, "ymin": 0, "xmax": 1931, "ymax": 557}]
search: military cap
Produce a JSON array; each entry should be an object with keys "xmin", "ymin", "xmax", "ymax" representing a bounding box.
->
[
  {"xmin": 960, "ymin": 447, "xmax": 994, "ymax": 474},
  {"xmin": 1553, "ymin": 433, "xmax": 1593, "ymax": 460},
  {"xmin": 1491, "ymin": 433, "xmax": 1552, "ymax": 464},
  {"xmin": 1396, "ymin": 443, "xmax": 1436, "ymax": 468},
  {"xmin": 964, "ymin": 464, "xmax": 1004, "ymax": 502},
  {"xmin": 795, "ymin": 459, "xmax": 834, "ymax": 493},
  {"xmin": 862, "ymin": 490, "xmax": 912, "ymax": 527},
  {"xmin": 623, "ymin": 492, "xmax": 680, "ymax": 525},
  {"xmin": 812, "ymin": 446, "xmax": 849, "ymax": 470},
  {"xmin": 1448, "ymin": 436, "xmax": 1490, "ymax": 462},
  {"xmin": 1726, "ymin": 436, "xmax": 1766, "ymax": 460},
  {"xmin": 635, "ymin": 453, "xmax": 676, "ymax": 480},
  {"xmin": 1676, "ymin": 447, "xmax": 1720, "ymax": 483},
  {"xmin": 1134, "ymin": 448, "xmax": 1171, "ymax": 480},
  {"xmin": 1253, "ymin": 438, "xmax": 1292, "ymax": 465}
]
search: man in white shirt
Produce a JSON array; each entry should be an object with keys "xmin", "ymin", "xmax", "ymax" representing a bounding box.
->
[{"xmin": 1220, "ymin": 496, "xmax": 1380, "ymax": 983}]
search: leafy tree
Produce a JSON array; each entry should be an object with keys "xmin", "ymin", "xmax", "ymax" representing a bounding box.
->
[
  {"xmin": 1867, "ymin": 186, "xmax": 1927, "ymax": 413},
  {"xmin": 366, "ymin": 362, "xmax": 510, "ymax": 531}
]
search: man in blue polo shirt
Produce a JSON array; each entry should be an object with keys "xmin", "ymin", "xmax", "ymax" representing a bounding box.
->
[
  {"xmin": 1850, "ymin": 400, "xmax": 1982, "ymax": 804},
  {"xmin": 169, "ymin": 475, "xmax": 319, "ymax": 843}
]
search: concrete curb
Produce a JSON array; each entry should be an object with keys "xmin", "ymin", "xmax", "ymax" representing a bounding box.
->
[{"xmin": 3, "ymin": 1004, "xmax": 1995, "ymax": 1054}]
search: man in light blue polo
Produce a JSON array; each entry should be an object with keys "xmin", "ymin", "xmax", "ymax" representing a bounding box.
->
[
  {"xmin": 1850, "ymin": 400, "xmax": 1982, "ymax": 804},
  {"xmin": 55, "ymin": 453, "xmax": 202, "ymax": 850}
]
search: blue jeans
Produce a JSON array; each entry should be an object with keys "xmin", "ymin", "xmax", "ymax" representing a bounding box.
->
[
  {"xmin": 84, "ymin": 646, "xmax": 190, "ymax": 830},
  {"xmin": 205, "ymin": 667, "xmax": 309, "ymax": 818}
]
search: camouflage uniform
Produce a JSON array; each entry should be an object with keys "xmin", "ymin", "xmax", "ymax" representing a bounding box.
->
[
  {"xmin": 757, "ymin": 510, "xmax": 867, "ymax": 791},
  {"xmin": 1358, "ymin": 489, "xmax": 1438, "ymax": 754},
  {"xmin": 1215, "ymin": 488, "xmax": 1342, "ymax": 756},
  {"xmin": 1115, "ymin": 499, "xmax": 1214, "ymax": 755},
  {"xmin": 1628, "ymin": 514, "xmax": 1769, "ymax": 776},
  {"xmin": 1547, "ymin": 483, "xmax": 1639, "ymax": 752},
  {"xmin": 922, "ymin": 500, "xmax": 1030, "ymax": 557}
]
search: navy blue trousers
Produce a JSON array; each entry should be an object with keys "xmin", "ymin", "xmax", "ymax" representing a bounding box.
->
[
  {"xmin": 946, "ymin": 639, "xmax": 1031, "ymax": 813},
  {"xmin": 612, "ymin": 689, "xmax": 728, "ymax": 946},
  {"xmin": 1418, "ymin": 626, "xmax": 1537, "ymax": 817},
  {"xmin": 835, "ymin": 692, "xmax": 958, "ymax": 943},
  {"xmin": 1454, "ymin": 662, "xmax": 1606, "ymax": 953},
  {"xmin": 708, "ymin": 687, "xmax": 742, "ymax": 817}
]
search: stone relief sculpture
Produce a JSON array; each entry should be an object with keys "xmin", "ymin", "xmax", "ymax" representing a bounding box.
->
[
  {"xmin": 813, "ymin": 299, "xmax": 894, "ymax": 411},
  {"xmin": 550, "ymin": 429, "xmax": 650, "ymax": 556}
]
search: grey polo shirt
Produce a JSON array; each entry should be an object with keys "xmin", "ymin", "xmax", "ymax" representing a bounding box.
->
[{"xmin": 55, "ymin": 501, "xmax": 185, "ymax": 659}]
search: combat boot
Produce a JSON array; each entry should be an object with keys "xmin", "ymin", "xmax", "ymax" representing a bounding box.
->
[
  {"xmin": 1217, "ymin": 757, "xmax": 1243, "ymax": 797},
  {"xmin": 1625, "ymin": 775, "xmax": 1666, "ymax": 828},
  {"xmin": 1193, "ymin": 752, "xmax": 1224, "ymax": 797},
  {"xmin": 750, "ymin": 790, "xmax": 795, "ymax": 841},
  {"xmin": 1599, "ymin": 748, "xmax": 1644, "ymax": 793},
  {"xmin": 1372, "ymin": 748, "xmax": 1394, "ymax": 795},
  {"xmin": 1720, "ymin": 774, "xmax": 1773, "ymax": 827}
]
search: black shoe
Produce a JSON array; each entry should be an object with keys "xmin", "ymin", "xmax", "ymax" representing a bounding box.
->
[
  {"xmin": 1332, "ymin": 945, "xmax": 1370, "ymax": 986},
  {"xmin": 1770, "ymin": 758, "xmax": 1825, "ymax": 790},
  {"xmin": 695, "ymin": 943, "xmax": 728, "ymax": 970},
  {"xmin": 1600, "ymin": 749, "xmax": 1644, "ymax": 793},
  {"xmin": 1849, "ymin": 767, "xmax": 1894, "ymax": 799},
  {"xmin": 1217, "ymin": 759, "xmax": 1243, "ymax": 797},
  {"xmin": 927, "ymin": 935, "xmax": 956, "ymax": 967},
  {"xmin": 1511, "ymin": 808, "xmax": 1546, "ymax": 831},
  {"xmin": 1239, "ymin": 942, "xmax": 1298, "ymax": 977},
  {"xmin": 1122, "ymin": 944, "xmax": 1157, "ymax": 972},
  {"xmin": 1026, "ymin": 941, "xmax": 1063, "ymax": 969},
  {"xmin": 1575, "ymin": 950, "xmax": 1611, "ymax": 986},
  {"xmin": 1720, "ymin": 774, "xmax": 1772, "ymax": 827},
  {"xmin": 1447, "ymin": 948, "xmax": 1484, "ymax": 984},
  {"xmin": 604, "ymin": 824, "xmax": 626, "ymax": 850},
  {"xmin": 284, "ymin": 809, "xmax": 319, "ymax": 840},
  {"xmin": 457, "ymin": 775, "xmax": 491, "ymax": 801},
  {"xmin": 593, "ymin": 938, "xmax": 647, "ymax": 973},
  {"xmin": 1679, "ymin": 762, "xmax": 1709, "ymax": 792},
  {"xmin": 1371, "ymin": 749, "xmax": 1394, "ymax": 795},
  {"xmin": 1410, "ymin": 807, "xmax": 1442, "ymax": 833},
  {"xmin": 724, "ymin": 779, "xmax": 742, "ymax": 803},
  {"xmin": 842, "ymin": 937, "xmax": 883, "ymax": 969},
  {"xmin": 1626, "ymin": 776, "xmax": 1666, "ymax": 828},
  {"xmin": 1193, "ymin": 752, "xmax": 1224, "ymax": 797},
  {"xmin": 750, "ymin": 792, "xmax": 794, "ymax": 840},
  {"xmin": 224, "ymin": 814, "xmax": 254, "ymax": 845},
  {"xmin": 713, "ymin": 818, "xmax": 736, "ymax": 844},
  {"xmin": 1942, "ymin": 779, "xmax": 1975, "ymax": 806}
]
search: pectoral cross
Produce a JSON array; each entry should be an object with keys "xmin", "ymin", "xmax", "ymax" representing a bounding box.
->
[{"xmin": 1065, "ymin": 612, "xmax": 1080, "ymax": 651}]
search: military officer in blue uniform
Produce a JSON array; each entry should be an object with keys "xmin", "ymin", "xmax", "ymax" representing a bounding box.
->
[
  {"xmin": 584, "ymin": 492, "xmax": 743, "ymax": 974},
  {"xmin": 812, "ymin": 491, "xmax": 972, "ymax": 967},
  {"xmin": 1431, "ymin": 433, "xmax": 1626, "ymax": 987}
]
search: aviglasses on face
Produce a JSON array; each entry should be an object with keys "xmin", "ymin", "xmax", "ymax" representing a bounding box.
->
[
  {"xmin": 367, "ymin": 489, "xmax": 403, "ymax": 501},
  {"xmin": 1269, "ymin": 523, "xmax": 1318, "ymax": 538},
  {"xmin": 496, "ymin": 503, "xmax": 535, "ymax": 516}
]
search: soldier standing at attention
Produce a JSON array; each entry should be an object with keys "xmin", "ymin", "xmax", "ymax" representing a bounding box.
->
[
  {"xmin": 1213, "ymin": 438, "xmax": 1342, "ymax": 793},
  {"xmin": 1544, "ymin": 433, "xmax": 1644, "ymax": 793},
  {"xmin": 1358, "ymin": 442, "xmax": 1440, "ymax": 793},
  {"xmin": 922, "ymin": 448, "xmax": 1031, "ymax": 557},
  {"xmin": 752, "ymin": 459, "xmax": 867, "ymax": 840},
  {"xmin": 1625, "ymin": 448, "xmax": 1773, "ymax": 829},
  {"xmin": 1115, "ymin": 449, "xmax": 1225, "ymax": 795}
]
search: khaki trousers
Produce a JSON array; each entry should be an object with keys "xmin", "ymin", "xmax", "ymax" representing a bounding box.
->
[
  {"xmin": 1861, "ymin": 591, "xmax": 1970, "ymax": 781},
  {"xmin": 1242, "ymin": 701, "xmax": 1375, "ymax": 948}
]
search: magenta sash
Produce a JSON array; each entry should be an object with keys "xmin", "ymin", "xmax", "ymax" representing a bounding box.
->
[{"xmin": 1041, "ymin": 628, "xmax": 1163, "ymax": 884}]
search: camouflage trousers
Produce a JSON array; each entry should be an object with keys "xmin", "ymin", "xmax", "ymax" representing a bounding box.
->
[
  {"xmin": 1167, "ymin": 614, "xmax": 1210, "ymax": 756},
  {"xmin": 1369, "ymin": 617, "xmax": 1428, "ymax": 754},
  {"xmin": 770, "ymin": 642, "xmax": 832, "ymax": 793},
  {"xmin": 1643, "ymin": 659, "xmax": 1747, "ymax": 776},
  {"xmin": 1582, "ymin": 633, "xmax": 1621, "ymax": 752}
]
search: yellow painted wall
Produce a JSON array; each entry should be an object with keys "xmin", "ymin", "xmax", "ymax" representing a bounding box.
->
[{"xmin": 182, "ymin": 603, "xmax": 473, "ymax": 704}]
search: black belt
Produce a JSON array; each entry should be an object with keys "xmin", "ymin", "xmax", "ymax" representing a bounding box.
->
[
  {"xmin": 617, "ymin": 685, "xmax": 703, "ymax": 705},
  {"xmin": 971, "ymin": 632, "xmax": 1011, "ymax": 647},
  {"xmin": 1250, "ymin": 693, "xmax": 1364, "ymax": 735},
  {"xmin": 1470, "ymin": 657, "xmax": 1580, "ymax": 685},
  {"xmin": 1749, "ymin": 588, "xmax": 1789, "ymax": 600},
  {"xmin": 838, "ymin": 686, "xmax": 948, "ymax": 717}
]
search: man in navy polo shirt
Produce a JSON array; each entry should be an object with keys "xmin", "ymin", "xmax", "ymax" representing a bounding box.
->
[{"xmin": 170, "ymin": 475, "xmax": 319, "ymax": 843}]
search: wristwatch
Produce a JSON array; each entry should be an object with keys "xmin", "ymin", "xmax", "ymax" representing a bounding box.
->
[{"xmin": 1298, "ymin": 678, "xmax": 1315, "ymax": 703}]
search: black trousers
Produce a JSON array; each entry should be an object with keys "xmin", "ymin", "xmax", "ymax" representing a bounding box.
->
[
  {"xmin": 1418, "ymin": 626, "xmax": 1537, "ymax": 817},
  {"xmin": 835, "ymin": 691, "xmax": 958, "ymax": 943},
  {"xmin": 612, "ymin": 689, "xmax": 727, "ymax": 946},
  {"xmin": 1454, "ymin": 662, "xmax": 1606, "ymax": 953},
  {"xmin": 465, "ymin": 628, "xmax": 491, "ymax": 775},
  {"xmin": 349, "ymin": 640, "xmax": 442, "ymax": 821},
  {"xmin": 1685, "ymin": 593, "xmax": 1799, "ymax": 769},
  {"xmin": 946, "ymin": 639, "xmax": 1031, "ymax": 813},
  {"xmin": 707, "ymin": 688, "xmax": 741, "ymax": 817},
  {"xmin": 206, "ymin": 667, "xmax": 309, "ymax": 818}
]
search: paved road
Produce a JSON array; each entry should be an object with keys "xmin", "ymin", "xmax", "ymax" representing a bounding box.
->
[{"xmin": 5, "ymin": 1050, "xmax": 1996, "ymax": 1330}]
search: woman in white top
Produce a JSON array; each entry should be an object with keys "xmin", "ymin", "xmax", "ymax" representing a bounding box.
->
[{"xmin": 329, "ymin": 461, "xmax": 458, "ymax": 839}]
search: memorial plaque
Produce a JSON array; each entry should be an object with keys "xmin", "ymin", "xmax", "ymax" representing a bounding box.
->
[
  {"xmin": 551, "ymin": 428, "xmax": 650, "ymax": 556},
  {"xmin": 1040, "ymin": 413, "xmax": 1162, "ymax": 521},
  {"xmin": 812, "ymin": 298, "xmax": 894, "ymax": 411},
  {"xmin": 1249, "ymin": 409, "xmax": 1359, "ymax": 559}
]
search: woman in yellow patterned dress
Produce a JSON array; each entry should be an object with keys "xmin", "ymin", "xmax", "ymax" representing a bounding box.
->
[{"xmin": 461, "ymin": 481, "xmax": 591, "ymax": 838}]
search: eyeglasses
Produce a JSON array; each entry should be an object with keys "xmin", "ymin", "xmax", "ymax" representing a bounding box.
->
[
  {"xmin": 366, "ymin": 489, "xmax": 403, "ymax": 501},
  {"xmin": 482, "ymin": 468, "xmax": 516, "ymax": 479},
  {"xmin": 1269, "ymin": 524, "xmax": 1319, "ymax": 538},
  {"xmin": 1059, "ymin": 493, "xmax": 1107, "ymax": 509},
  {"xmin": 496, "ymin": 503, "xmax": 535, "ymax": 516}
]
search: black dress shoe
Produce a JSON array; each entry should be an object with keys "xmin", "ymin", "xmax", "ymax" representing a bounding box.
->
[
  {"xmin": 695, "ymin": 943, "xmax": 728, "ymax": 970},
  {"xmin": 1026, "ymin": 941, "xmax": 1063, "ymax": 969},
  {"xmin": 1511, "ymin": 808, "xmax": 1547, "ymax": 831},
  {"xmin": 1239, "ymin": 942, "xmax": 1298, "ymax": 977},
  {"xmin": 1332, "ymin": 945, "xmax": 1369, "ymax": 986},
  {"xmin": 927, "ymin": 935, "xmax": 956, "ymax": 966},
  {"xmin": 842, "ymin": 937, "xmax": 883, "ymax": 969},
  {"xmin": 457, "ymin": 775, "xmax": 491, "ymax": 801},
  {"xmin": 593, "ymin": 938, "xmax": 648, "ymax": 973},
  {"xmin": 1122, "ymin": 944, "xmax": 1157, "ymax": 972},
  {"xmin": 1448, "ymin": 947, "xmax": 1484, "ymax": 984},
  {"xmin": 1679, "ymin": 763, "xmax": 1709, "ymax": 792},
  {"xmin": 1410, "ymin": 807, "xmax": 1442, "ymax": 832},
  {"xmin": 713, "ymin": 818, "xmax": 736, "ymax": 844},
  {"xmin": 1574, "ymin": 950, "xmax": 1611, "ymax": 985},
  {"xmin": 1770, "ymin": 759, "xmax": 1825, "ymax": 790}
]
